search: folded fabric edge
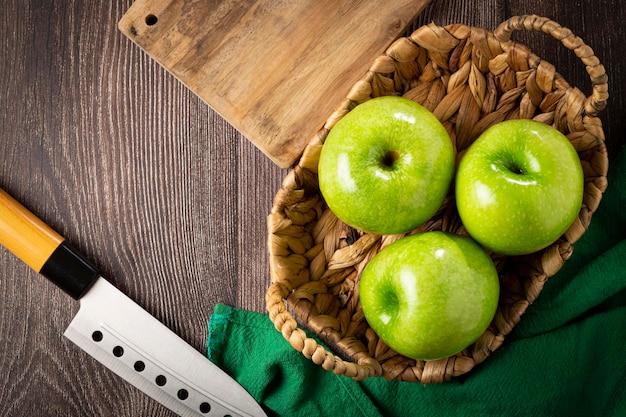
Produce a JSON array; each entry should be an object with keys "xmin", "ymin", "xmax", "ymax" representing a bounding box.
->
[{"xmin": 207, "ymin": 303, "xmax": 237, "ymax": 364}]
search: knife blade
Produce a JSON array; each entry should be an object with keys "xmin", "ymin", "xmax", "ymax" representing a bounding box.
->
[{"xmin": 0, "ymin": 188, "xmax": 267, "ymax": 417}]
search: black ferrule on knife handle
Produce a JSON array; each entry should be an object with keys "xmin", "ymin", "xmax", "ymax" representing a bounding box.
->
[
  {"xmin": 40, "ymin": 242, "xmax": 99, "ymax": 300},
  {"xmin": 0, "ymin": 188, "xmax": 99, "ymax": 300}
]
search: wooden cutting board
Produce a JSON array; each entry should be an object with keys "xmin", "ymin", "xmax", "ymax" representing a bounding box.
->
[{"xmin": 118, "ymin": 0, "xmax": 431, "ymax": 168}]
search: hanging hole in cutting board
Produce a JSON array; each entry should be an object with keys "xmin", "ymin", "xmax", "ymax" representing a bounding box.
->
[{"xmin": 145, "ymin": 14, "xmax": 158, "ymax": 26}]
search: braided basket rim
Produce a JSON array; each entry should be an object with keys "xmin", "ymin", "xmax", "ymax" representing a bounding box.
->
[{"xmin": 266, "ymin": 15, "xmax": 609, "ymax": 383}]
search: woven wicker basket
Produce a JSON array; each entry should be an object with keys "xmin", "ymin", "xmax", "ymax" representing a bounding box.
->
[{"xmin": 266, "ymin": 15, "xmax": 609, "ymax": 383}]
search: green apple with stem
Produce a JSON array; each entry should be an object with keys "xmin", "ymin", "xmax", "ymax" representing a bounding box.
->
[
  {"xmin": 359, "ymin": 231, "xmax": 500, "ymax": 360},
  {"xmin": 318, "ymin": 96, "xmax": 454, "ymax": 235},
  {"xmin": 455, "ymin": 119, "xmax": 584, "ymax": 256}
]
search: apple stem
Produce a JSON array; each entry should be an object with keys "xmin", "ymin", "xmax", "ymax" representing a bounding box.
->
[
  {"xmin": 382, "ymin": 150, "xmax": 400, "ymax": 168},
  {"xmin": 509, "ymin": 165, "xmax": 524, "ymax": 175}
]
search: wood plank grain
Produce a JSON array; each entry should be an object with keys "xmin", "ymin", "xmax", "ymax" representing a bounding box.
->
[
  {"xmin": 0, "ymin": 1, "xmax": 218, "ymax": 415},
  {"xmin": 118, "ymin": 0, "xmax": 432, "ymax": 168}
]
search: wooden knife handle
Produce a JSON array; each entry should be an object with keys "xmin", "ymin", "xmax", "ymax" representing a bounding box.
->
[
  {"xmin": 0, "ymin": 188, "xmax": 98, "ymax": 299},
  {"xmin": 0, "ymin": 188, "xmax": 64, "ymax": 272}
]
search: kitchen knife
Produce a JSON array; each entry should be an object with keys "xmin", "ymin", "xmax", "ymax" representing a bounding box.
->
[{"xmin": 0, "ymin": 188, "xmax": 267, "ymax": 417}]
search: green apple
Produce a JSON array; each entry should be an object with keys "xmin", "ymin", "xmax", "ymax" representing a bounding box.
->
[
  {"xmin": 318, "ymin": 96, "xmax": 454, "ymax": 235},
  {"xmin": 359, "ymin": 231, "xmax": 500, "ymax": 360},
  {"xmin": 455, "ymin": 119, "xmax": 584, "ymax": 255}
]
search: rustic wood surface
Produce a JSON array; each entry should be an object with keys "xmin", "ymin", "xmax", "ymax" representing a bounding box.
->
[
  {"xmin": 0, "ymin": 0, "xmax": 624, "ymax": 416},
  {"xmin": 119, "ymin": 0, "xmax": 432, "ymax": 168}
]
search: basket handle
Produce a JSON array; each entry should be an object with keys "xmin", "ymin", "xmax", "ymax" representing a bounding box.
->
[{"xmin": 494, "ymin": 15, "xmax": 608, "ymax": 117}]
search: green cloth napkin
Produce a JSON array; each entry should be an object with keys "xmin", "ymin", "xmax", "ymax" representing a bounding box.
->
[{"xmin": 208, "ymin": 148, "xmax": 626, "ymax": 417}]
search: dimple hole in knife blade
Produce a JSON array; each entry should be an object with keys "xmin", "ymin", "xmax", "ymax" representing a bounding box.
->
[
  {"xmin": 155, "ymin": 374, "xmax": 167, "ymax": 387},
  {"xmin": 177, "ymin": 389, "xmax": 189, "ymax": 400},
  {"xmin": 88, "ymin": 326, "xmax": 219, "ymax": 415},
  {"xmin": 134, "ymin": 360, "xmax": 145, "ymax": 372},
  {"xmin": 199, "ymin": 402, "xmax": 211, "ymax": 413},
  {"xmin": 113, "ymin": 346, "xmax": 124, "ymax": 357}
]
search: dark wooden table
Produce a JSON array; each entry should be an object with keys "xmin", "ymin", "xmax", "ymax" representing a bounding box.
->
[{"xmin": 1, "ymin": 1, "xmax": 624, "ymax": 416}]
